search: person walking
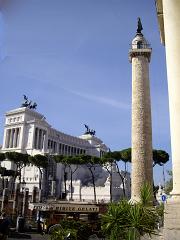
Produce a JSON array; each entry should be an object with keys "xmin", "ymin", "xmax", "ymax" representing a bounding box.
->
[{"xmin": 0, "ymin": 213, "xmax": 11, "ymax": 240}]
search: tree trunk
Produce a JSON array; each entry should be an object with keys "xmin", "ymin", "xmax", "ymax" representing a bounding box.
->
[
  {"xmin": 70, "ymin": 170, "xmax": 73, "ymax": 200},
  {"xmin": 64, "ymin": 175, "xmax": 67, "ymax": 197},
  {"xmin": 69, "ymin": 165, "xmax": 78, "ymax": 200},
  {"xmin": 64, "ymin": 167, "xmax": 67, "ymax": 199},
  {"xmin": 39, "ymin": 168, "xmax": 42, "ymax": 202},
  {"xmin": 89, "ymin": 167, "xmax": 96, "ymax": 202},
  {"xmin": 104, "ymin": 165, "xmax": 113, "ymax": 202},
  {"xmin": 116, "ymin": 162, "xmax": 126, "ymax": 198}
]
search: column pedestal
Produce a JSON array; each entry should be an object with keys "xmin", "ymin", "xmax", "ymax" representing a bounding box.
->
[{"xmin": 164, "ymin": 199, "xmax": 180, "ymax": 240}]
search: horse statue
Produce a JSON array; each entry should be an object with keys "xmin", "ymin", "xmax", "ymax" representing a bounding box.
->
[
  {"xmin": 21, "ymin": 95, "xmax": 37, "ymax": 110},
  {"xmin": 84, "ymin": 124, "xmax": 96, "ymax": 136}
]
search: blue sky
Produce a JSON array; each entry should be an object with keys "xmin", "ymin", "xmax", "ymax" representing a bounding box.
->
[{"xmin": 0, "ymin": 0, "xmax": 171, "ymax": 184}]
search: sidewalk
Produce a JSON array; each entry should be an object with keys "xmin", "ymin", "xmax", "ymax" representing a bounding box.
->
[{"xmin": 8, "ymin": 233, "xmax": 49, "ymax": 240}]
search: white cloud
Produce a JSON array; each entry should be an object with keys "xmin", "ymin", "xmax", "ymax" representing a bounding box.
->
[{"xmin": 67, "ymin": 89, "xmax": 130, "ymax": 110}]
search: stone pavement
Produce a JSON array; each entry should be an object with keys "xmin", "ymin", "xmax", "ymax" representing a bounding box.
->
[
  {"xmin": 8, "ymin": 233, "xmax": 49, "ymax": 240},
  {"xmin": 8, "ymin": 230, "xmax": 164, "ymax": 240},
  {"xmin": 141, "ymin": 229, "xmax": 164, "ymax": 240}
]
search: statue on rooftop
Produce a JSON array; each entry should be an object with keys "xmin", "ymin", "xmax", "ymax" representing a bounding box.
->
[
  {"xmin": 21, "ymin": 95, "xmax": 37, "ymax": 109},
  {"xmin": 137, "ymin": 17, "xmax": 143, "ymax": 34},
  {"xmin": 84, "ymin": 124, "xmax": 90, "ymax": 133},
  {"xmin": 84, "ymin": 124, "xmax": 96, "ymax": 136}
]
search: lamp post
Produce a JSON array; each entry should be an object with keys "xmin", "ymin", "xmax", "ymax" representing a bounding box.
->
[
  {"xmin": 21, "ymin": 178, "xmax": 26, "ymax": 189},
  {"xmin": 12, "ymin": 183, "xmax": 20, "ymax": 220},
  {"xmin": 16, "ymin": 179, "xmax": 27, "ymax": 232},
  {"xmin": 22, "ymin": 188, "xmax": 29, "ymax": 217},
  {"xmin": 20, "ymin": 178, "xmax": 26, "ymax": 216}
]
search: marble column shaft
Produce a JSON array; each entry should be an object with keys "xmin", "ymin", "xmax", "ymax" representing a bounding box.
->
[
  {"xmin": 163, "ymin": 0, "xmax": 180, "ymax": 197},
  {"xmin": 131, "ymin": 53, "xmax": 153, "ymax": 202}
]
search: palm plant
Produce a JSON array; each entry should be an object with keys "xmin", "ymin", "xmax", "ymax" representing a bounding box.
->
[
  {"xmin": 101, "ymin": 184, "xmax": 160, "ymax": 240},
  {"xmin": 102, "ymin": 200, "xmax": 132, "ymax": 239},
  {"xmin": 140, "ymin": 182, "xmax": 153, "ymax": 206}
]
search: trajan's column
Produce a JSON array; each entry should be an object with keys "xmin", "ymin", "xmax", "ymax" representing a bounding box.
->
[
  {"xmin": 129, "ymin": 18, "xmax": 153, "ymax": 202},
  {"xmin": 156, "ymin": 1, "xmax": 180, "ymax": 239}
]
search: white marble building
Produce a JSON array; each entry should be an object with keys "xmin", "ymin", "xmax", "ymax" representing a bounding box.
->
[
  {"xmin": 1, "ymin": 107, "xmax": 108, "ymax": 156},
  {"xmin": 0, "ymin": 106, "xmax": 131, "ymax": 202},
  {"xmin": 66, "ymin": 170, "xmax": 131, "ymax": 202}
]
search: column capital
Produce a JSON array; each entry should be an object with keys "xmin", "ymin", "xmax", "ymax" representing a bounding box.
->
[{"xmin": 129, "ymin": 49, "xmax": 152, "ymax": 62}]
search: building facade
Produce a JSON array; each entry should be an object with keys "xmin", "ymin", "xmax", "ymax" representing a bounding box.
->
[
  {"xmin": 0, "ymin": 106, "xmax": 131, "ymax": 202},
  {"xmin": 155, "ymin": 1, "xmax": 180, "ymax": 239},
  {"xmin": 1, "ymin": 107, "xmax": 107, "ymax": 157}
]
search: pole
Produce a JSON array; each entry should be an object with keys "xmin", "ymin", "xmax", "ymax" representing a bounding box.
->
[
  {"xmin": 12, "ymin": 183, "xmax": 20, "ymax": 219},
  {"xmin": 1, "ymin": 188, "xmax": 9, "ymax": 213},
  {"xmin": 22, "ymin": 188, "xmax": 29, "ymax": 217}
]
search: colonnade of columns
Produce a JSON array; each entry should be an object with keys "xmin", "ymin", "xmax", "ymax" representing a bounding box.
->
[
  {"xmin": 5, "ymin": 128, "xmax": 20, "ymax": 149},
  {"xmin": 58, "ymin": 144, "xmax": 85, "ymax": 156},
  {"xmin": 4, "ymin": 125, "xmax": 90, "ymax": 155},
  {"xmin": 47, "ymin": 140, "xmax": 86, "ymax": 156},
  {"xmin": 34, "ymin": 127, "xmax": 46, "ymax": 150}
]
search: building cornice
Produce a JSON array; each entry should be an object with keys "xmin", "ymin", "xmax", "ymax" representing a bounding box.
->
[
  {"xmin": 5, "ymin": 122, "xmax": 25, "ymax": 127},
  {"xmin": 48, "ymin": 129, "xmax": 92, "ymax": 147},
  {"xmin": 129, "ymin": 49, "xmax": 152, "ymax": 62},
  {"xmin": 5, "ymin": 107, "xmax": 44, "ymax": 119}
]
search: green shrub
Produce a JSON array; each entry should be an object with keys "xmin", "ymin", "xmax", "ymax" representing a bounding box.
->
[
  {"xmin": 50, "ymin": 225, "xmax": 77, "ymax": 240},
  {"xmin": 55, "ymin": 219, "xmax": 93, "ymax": 240},
  {"xmin": 101, "ymin": 184, "xmax": 161, "ymax": 240}
]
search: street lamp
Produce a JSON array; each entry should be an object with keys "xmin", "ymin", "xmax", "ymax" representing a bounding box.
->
[
  {"xmin": 16, "ymin": 179, "xmax": 27, "ymax": 232},
  {"xmin": 21, "ymin": 178, "xmax": 26, "ymax": 191},
  {"xmin": 20, "ymin": 178, "xmax": 26, "ymax": 216}
]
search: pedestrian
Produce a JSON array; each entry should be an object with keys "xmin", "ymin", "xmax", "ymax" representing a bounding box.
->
[{"xmin": 0, "ymin": 213, "xmax": 11, "ymax": 240}]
